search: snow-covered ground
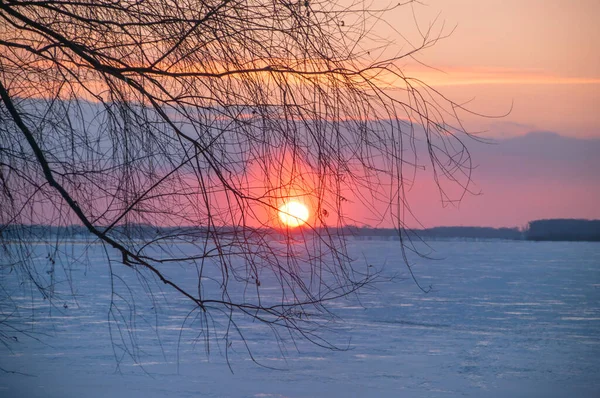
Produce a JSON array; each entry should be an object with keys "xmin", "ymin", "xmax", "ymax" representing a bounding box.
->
[{"xmin": 1, "ymin": 240, "xmax": 599, "ymax": 397}]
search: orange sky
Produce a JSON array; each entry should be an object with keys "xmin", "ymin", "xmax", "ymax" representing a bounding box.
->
[
  {"xmin": 9, "ymin": 1, "xmax": 598, "ymax": 229},
  {"xmin": 377, "ymin": 0, "xmax": 600, "ymax": 138},
  {"xmin": 336, "ymin": 0, "xmax": 600, "ymax": 227}
]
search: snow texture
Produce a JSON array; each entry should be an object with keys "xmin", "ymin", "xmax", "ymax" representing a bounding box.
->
[{"xmin": 1, "ymin": 240, "xmax": 599, "ymax": 397}]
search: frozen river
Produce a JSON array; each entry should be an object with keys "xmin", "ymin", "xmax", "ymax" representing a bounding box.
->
[{"xmin": 1, "ymin": 240, "xmax": 599, "ymax": 397}]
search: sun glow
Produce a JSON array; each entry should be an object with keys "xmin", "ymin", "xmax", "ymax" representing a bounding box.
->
[{"xmin": 278, "ymin": 201, "xmax": 309, "ymax": 228}]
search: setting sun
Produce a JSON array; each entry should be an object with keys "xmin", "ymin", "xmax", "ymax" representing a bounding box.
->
[{"xmin": 278, "ymin": 201, "xmax": 309, "ymax": 227}]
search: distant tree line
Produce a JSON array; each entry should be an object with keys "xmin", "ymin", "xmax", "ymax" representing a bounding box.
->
[
  {"xmin": 418, "ymin": 226, "xmax": 522, "ymax": 240},
  {"xmin": 0, "ymin": 223, "xmax": 523, "ymax": 241},
  {"xmin": 4, "ymin": 219, "xmax": 599, "ymax": 242},
  {"xmin": 524, "ymin": 219, "xmax": 600, "ymax": 242}
]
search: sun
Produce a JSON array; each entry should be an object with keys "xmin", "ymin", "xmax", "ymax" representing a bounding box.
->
[{"xmin": 278, "ymin": 201, "xmax": 309, "ymax": 228}]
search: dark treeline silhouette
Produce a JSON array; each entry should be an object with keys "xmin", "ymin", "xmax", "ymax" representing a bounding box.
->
[
  {"xmin": 1, "ymin": 223, "xmax": 522, "ymax": 241},
  {"xmin": 337, "ymin": 226, "xmax": 522, "ymax": 240},
  {"xmin": 525, "ymin": 219, "xmax": 600, "ymax": 242},
  {"xmin": 418, "ymin": 226, "xmax": 522, "ymax": 240},
  {"xmin": 5, "ymin": 220, "xmax": 599, "ymax": 243}
]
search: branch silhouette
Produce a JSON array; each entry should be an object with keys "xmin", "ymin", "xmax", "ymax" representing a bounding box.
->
[{"xmin": 0, "ymin": 0, "xmax": 478, "ymax": 366}]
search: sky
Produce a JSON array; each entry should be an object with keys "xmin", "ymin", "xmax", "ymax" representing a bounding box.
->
[
  {"xmin": 388, "ymin": 0, "xmax": 600, "ymax": 139},
  {"xmin": 357, "ymin": 0, "xmax": 600, "ymax": 228},
  {"xmin": 5, "ymin": 0, "xmax": 598, "ymax": 230}
]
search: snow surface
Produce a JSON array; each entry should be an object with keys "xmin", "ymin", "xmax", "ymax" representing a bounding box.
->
[{"xmin": 1, "ymin": 240, "xmax": 599, "ymax": 397}]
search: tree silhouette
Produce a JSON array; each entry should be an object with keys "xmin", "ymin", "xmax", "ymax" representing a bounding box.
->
[{"xmin": 0, "ymin": 0, "xmax": 475, "ymax": 364}]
